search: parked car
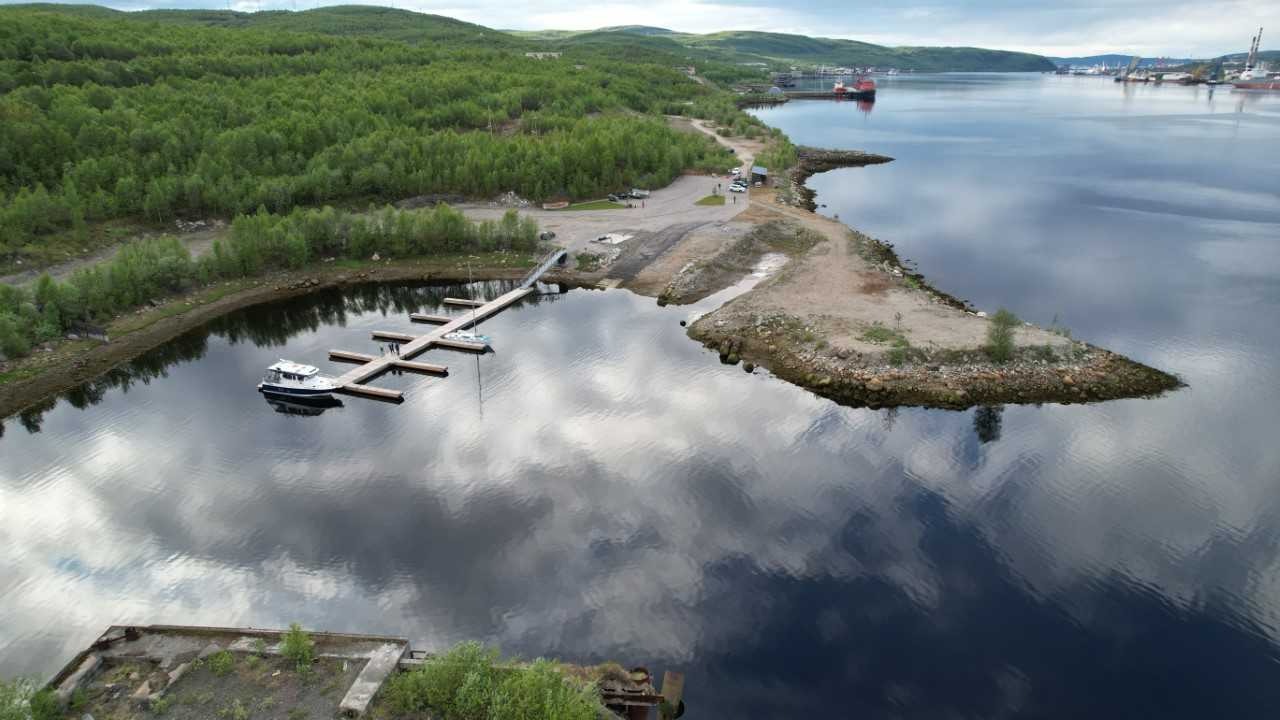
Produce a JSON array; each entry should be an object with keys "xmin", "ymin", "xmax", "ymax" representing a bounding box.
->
[
  {"xmin": 729, "ymin": 185, "xmax": 746, "ymax": 193},
  {"xmin": 629, "ymin": 188, "xmax": 650, "ymax": 199},
  {"xmin": 607, "ymin": 193, "xmax": 624, "ymax": 202},
  {"xmin": 731, "ymin": 168, "xmax": 741, "ymax": 176}
]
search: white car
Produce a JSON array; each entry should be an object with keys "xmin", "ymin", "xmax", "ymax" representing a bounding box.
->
[
  {"xmin": 731, "ymin": 168, "xmax": 741, "ymax": 176},
  {"xmin": 729, "ymin": 184, "xmax": 746, "ymax": 193}
]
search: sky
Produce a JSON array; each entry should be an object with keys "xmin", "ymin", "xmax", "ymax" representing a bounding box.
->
[{"xmin": 3, "ymin": 0, "xmax": 1278, "ymax": 58}]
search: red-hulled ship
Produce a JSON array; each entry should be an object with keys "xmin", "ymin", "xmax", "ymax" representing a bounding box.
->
[
  {"xmin": 1234, "ymin": 27, "xmax": 1279, "ymax": 90},
  {"xmin": 833, "ymin": 77, "xmax": 876, "ymax": 100}
]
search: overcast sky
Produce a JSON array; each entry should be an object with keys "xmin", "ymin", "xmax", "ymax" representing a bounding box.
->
[{"xmin": 7, "ymin": 0, "xmax": 1277, "ymax": 57}]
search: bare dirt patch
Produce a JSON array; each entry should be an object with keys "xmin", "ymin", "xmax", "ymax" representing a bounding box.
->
[
  {"xmin": 71, "ymin": 653, "xmax": 365, "ymax": 720},
  {"xmin": 688, "ymin": 172, "xmax": 1181, "ymax": 408}
]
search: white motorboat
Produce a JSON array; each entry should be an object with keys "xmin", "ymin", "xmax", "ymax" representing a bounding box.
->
[
  {"xmin": 257, "ymin": 360, "xmax": 340, "ymax": 399},
  {"xmin": 443, "ymin": 330, "xmax": 491, "ymax": 347}
]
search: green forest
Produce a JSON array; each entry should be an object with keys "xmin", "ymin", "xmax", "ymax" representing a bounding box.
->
[
  {"xmin": 0, "ymin": 203, "xmax": 539, "ymax": 358},
  {"xmin": 0, "ymin": 5, "xmax": 742, "ymax": 253},
  {"xmin": 0, "ymin": 4, "xmax": 789, "ymax": 360}
]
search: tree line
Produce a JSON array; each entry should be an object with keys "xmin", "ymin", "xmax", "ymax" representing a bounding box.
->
[
  {"xmin": 0, "ymin": 203, "xmax": 537, "ymax": 359},
  {"xmin": 0, "ymin": 8, "xmax": 742, "ymax": 252}
]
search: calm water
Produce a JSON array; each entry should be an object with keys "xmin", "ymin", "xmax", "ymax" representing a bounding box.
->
[{"xmin": 4, "ymin": 75, "xmax": 1280, "ymax": 717}]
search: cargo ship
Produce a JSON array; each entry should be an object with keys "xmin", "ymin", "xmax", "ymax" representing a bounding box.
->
[
  {"xmin": 833, "ymin": 77, "xmax": 876, "ymax": 99},
  {"xmin": 1234, "ymin": 27, "xmax": 1280, "ymax": 90}
]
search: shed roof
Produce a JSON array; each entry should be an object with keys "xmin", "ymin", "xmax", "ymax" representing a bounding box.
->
[{"xmin": 751, "ymin": 166, "xmax": 768, "ymax": 176}]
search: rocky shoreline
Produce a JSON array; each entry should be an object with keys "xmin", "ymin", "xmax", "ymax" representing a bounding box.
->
[
  {"xmin": 679, "ymin": 157, "xmax": 1184, "ymax": 410},
  {"xmin": 793, "ymin": 147, "xmax": 895, "ymax": 212},
  {"xmin": 690, "ymin": 321, "xmax": 1182, "ymax": 409}
]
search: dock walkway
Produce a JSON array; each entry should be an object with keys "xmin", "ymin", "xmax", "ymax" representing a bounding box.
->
[{"xmin": 330, "ymin": 249, "xmax": 566, "ymax": 402}]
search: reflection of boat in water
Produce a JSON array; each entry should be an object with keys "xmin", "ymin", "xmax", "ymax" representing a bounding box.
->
[
  {"xmin": 265, "ymin": 394, "xmax": 344, "ymax": 416},
  {"xmin": 257, "ymin": 360, "xmax": 339, "ymax": 399}
]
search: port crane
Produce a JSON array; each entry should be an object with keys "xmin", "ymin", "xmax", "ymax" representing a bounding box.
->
[{"xmin": 1245, "ymin": 27, "xmax": 1263, "ymax": 72}]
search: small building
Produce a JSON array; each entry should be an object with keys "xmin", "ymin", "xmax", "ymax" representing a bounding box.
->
[{"xmin": 751, "ymin": 165, "xmax": 769, "ymax": 184}]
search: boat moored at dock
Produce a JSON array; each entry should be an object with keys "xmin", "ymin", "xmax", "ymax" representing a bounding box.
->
[
  {"xmin": 257, "ymin": 360, "xmax": 340, "ymax": 399},
  {"xmin": 833, "ymin": 77, "xmax": 876, "ymax": 99},
  {"xmin": 1234, "ymin": 27, "xmax": 1280, "ymax": 90}
]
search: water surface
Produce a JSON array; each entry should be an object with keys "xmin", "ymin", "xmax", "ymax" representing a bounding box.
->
[{"xmin": 4, "ymin": 75, "xmax": 1280, "ymax": 717}]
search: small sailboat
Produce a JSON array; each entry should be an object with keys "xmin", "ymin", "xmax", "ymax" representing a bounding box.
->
[
  {"xmin": 443, "ymin": 265, "xmax": 492, "ymax": 348},
  {"xmin": 257, "ymin": 360, "xmax": 340, "ymax": 399}
]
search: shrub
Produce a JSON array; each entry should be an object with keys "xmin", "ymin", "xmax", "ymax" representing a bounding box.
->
[
  {"xmin": 27, "ymin": 689, "xmax": 58, "ymax": 720},
  {"xmin": 280, "ymin": 624, "xmax": 315, "ymax": 672},
  {"xmin": 1, "ymin": 679, "xmax": 40, "ymax": 720},
  {"xmin": 985, "ymin": 308, "xmax": 1019, "ymax": 363},
  {"xmin": 382, "ymin": 644, "xmax": 601, "ymax": 720},
  {"xmin": 0, "ymin": 314, "xmax": 30, "ymax": 358},
  {"xmin": 384, "ymin": 642, "xmax": 498, "ymax": 716},
  {"xmin": 1032, "ymin": 344, "xmax": 1057, "ymax": 362},
  {"xmin": 490, "ymin": 660, "xmax": 598, "ymax": 720},
  {"xmin": 218, "ymin": 700, "xmax": 248, "ymax": 720},
  {"xmin": 208, "ymin": 650, "xmax": 235, "ymax": 677}
]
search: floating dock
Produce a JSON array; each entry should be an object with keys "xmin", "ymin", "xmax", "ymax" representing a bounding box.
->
[{"xmin": 330, "ymin": 249, "xmax": 567, "ymax": 402}]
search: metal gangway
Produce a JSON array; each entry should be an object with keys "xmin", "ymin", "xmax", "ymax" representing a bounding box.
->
[{"xmin": 519, "ymin": 248, "xmax": 568, "ymax": 288}]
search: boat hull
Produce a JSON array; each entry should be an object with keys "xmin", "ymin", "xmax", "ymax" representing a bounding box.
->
[
  {"xmin": 1233, "ymin": 81, "xmax": 1280, "ymax": 90},
  {"xmin": 258, "ymin": 383, "xmax": 337, "ymax": 398}
]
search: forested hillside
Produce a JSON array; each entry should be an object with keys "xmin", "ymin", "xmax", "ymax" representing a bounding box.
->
[
  {"xmin": 0, "ymin": 5, "xmax": 740, "ymax": 255},
  {"xmin": 520, "ymin": 26, "xmax": 1056, "ymax": 73},
  {"xmin": 680, "ymin": 31, "xmax": 1055, "ymax": 72}
]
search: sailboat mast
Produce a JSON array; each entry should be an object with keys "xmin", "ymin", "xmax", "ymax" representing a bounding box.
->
[{"xmin": 469, "ymin": 264, "xmax": 478, "ymax": 330}]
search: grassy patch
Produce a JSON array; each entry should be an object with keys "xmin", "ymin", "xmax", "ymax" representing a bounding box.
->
[
  {"xmin": 861, "ymin": 322, "xmax": 907, "ymax": 346},
  {"xmin": 574, "ymin": 252, "xmax": 604, "ymax": 273},
  {"xmin": 861, "ymin": 322, "xmax": 914, "ymax": 365},
  {"xmin": 218, "ymin": 699, "xmax": 249, "ymax": 720},
  {"xmin": 561, "ymin": 200, "xmax": 625, "ymax": 211},
  {"xmin": 0, "ymin": 366, "xmax": 41, "ymax": 386},
  {"xmin": 108, "ymin": 280, "xmax": 253, "ymax": 335},
  {"xmin": 208, "ymin": 650, "xmax": 236, "ymax": 677},
  {"xmin": 0, "ymin": 218, "xmax": 155, "ymax": 277},
  {"xmin": 1031, "ymin": 344, "xmax": 1057, "ymax": 362},
  {"xmin": 695, "ymin": 194, "xmax": 726, "ymax": 206},
  {"xmin": 381, "ymin": 642, "xmax": 600, "ymax": 720}
]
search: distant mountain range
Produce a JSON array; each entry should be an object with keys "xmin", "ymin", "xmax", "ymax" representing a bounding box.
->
[
  {"xmin": 9, "ymin": 4, "xmax": 1056, "ymax": 73},
  {"xmin": 1051, "ymin": 50, "xmax": 1279, "ymax": 67},
  {"xmin": 518, "ymin": 25, "xmax": 1055, "ymax": 72}
]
